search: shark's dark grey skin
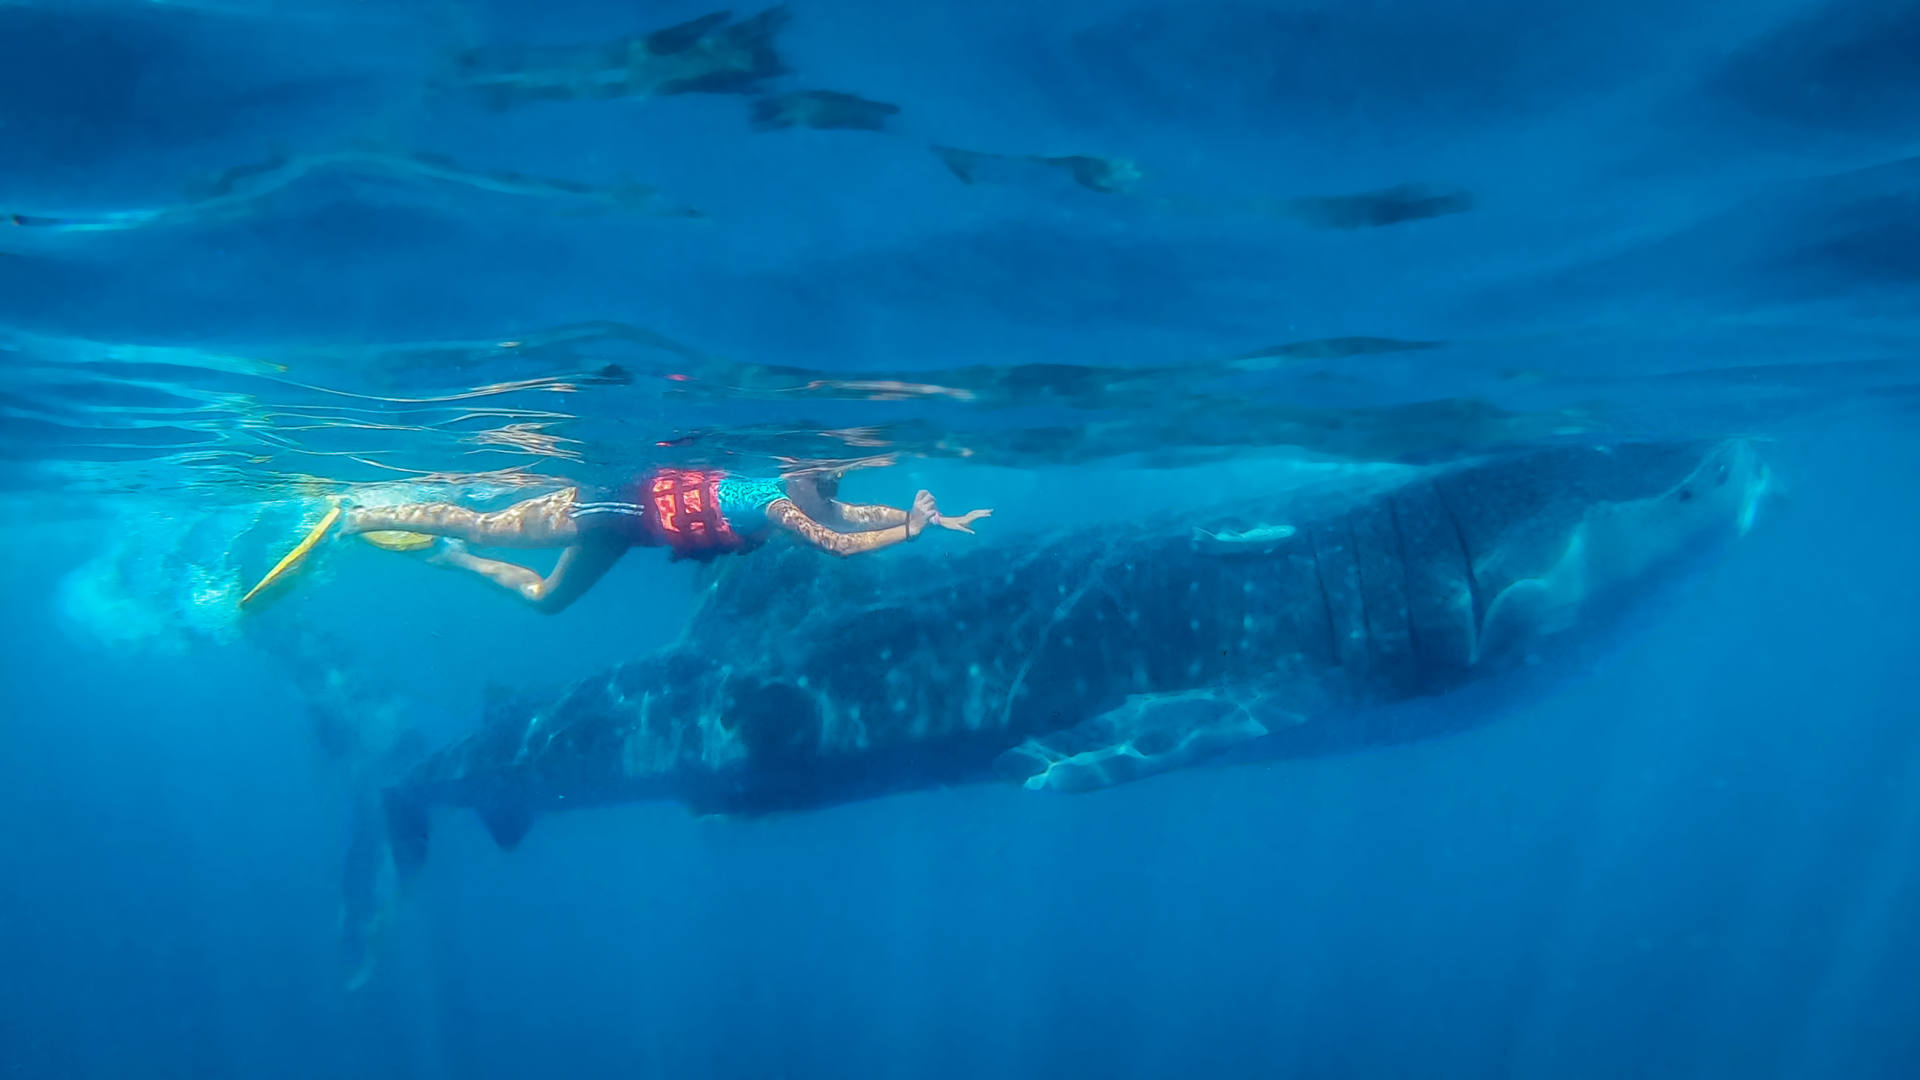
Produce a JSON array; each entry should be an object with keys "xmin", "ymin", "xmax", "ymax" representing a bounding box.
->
[{"xmin": 384, "ymin": 439, "xmax": 1768, "ymax": 870}]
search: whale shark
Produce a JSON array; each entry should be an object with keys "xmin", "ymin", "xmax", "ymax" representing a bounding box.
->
[{"xmin": 380, "ymin": 437, "xmax": 1768, "ymax": 872}]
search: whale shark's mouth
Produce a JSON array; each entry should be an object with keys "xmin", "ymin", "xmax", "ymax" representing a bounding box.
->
[
  {"xmin": 1676, "ymin": 437, "xmax": 1772, "ymax": 543},
  {"xmin": 1696, "ymin": 436, "xmax": 1774, "ymax": 540},
  {"xmin": 1739, "ymin": 459, "xmax": 1774, "ymax": 537}
]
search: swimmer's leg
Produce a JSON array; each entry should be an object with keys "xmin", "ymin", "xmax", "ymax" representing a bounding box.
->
[
  {"xmin": 429, "ymin": 534, "xmax": 627, "ymax": 614},
  {"xmin": 342, "ymin": 488, "xmax": 582, "ymax": 549}
]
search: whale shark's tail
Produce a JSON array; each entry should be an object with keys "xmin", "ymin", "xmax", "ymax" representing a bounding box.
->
[
  {"xmin": 375, "ymin": 684, "xmax": 546, "ymax": 890},
  {"xmin": 382, "ymin": 783, "xmax": 431, "ymax": 881},
  {"xmin": 330, "ymin": 715, "xmax": 433, "ymax": 991},
  {"xmin": 339, "ymin": 787, "xmax": 400, "ymax": 991}
]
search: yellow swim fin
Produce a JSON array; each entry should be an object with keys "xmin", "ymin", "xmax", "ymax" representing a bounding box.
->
[
  {"xmin": 357, "ymin": 529, "xmax": 435, "ymax": 552},
  {"xmin": 239, "ymin": 504, "xmax": 341, "ymax": 608}
]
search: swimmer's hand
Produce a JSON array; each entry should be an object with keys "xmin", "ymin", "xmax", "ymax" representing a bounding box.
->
[
  {"xmin": 909, "ymin": 491, "xmax": 992, "ymax": 538},
  {"xmin": 906, "ymin": 490, "xmax": 937, "ymax": 539},
  {"xmin": 932, "ymin": 507, "xmax": 992, "ymax": 535}
]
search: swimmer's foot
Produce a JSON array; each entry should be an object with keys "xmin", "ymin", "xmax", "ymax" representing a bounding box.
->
[
  {"xmin": 332, "ymin": 496, "xmax": 369, "ymax": 536},
  {"xmin": 357, "ymin": 528, "xmax": 437, "ymax": 552},
  {"xmin": 424, "ymin": 537, "xmax": 468, "ymax": 567},
  {"xmin": 239, "ymin": 500, "xmax": 344, "ymax": 608}
]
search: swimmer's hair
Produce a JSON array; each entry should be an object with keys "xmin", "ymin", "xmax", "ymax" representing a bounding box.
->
[
  {"xmin": 781, "ymin": 456, "xmax": 892, "ymax": 487},
  {"xmin": 781, "ymin": 466, "xmax": 843, "ymax": 498}
]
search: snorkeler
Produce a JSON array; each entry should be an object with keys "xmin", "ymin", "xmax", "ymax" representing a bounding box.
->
[{"xmin": 241, "ymin": 467, "xmax": 991, "ymax": 613}]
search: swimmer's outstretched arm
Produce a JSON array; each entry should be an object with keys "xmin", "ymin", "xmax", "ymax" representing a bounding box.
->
[
  {"xmin": 827, "ymin": 499, "xmax": 908, "ymax": 530},
  {"xmin": 829, "ymin": 497, "xmax": 994, "ymax": 535},
  {"xmin": 769, "ymin": 496, "xmax": 918, "ymax": 555},
  {"xmin": 771, "ymin": 490, "xmax": 994, "ymax": 555}
]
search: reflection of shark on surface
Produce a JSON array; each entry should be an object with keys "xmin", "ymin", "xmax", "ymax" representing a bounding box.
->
[
  {"xmin": 3, "ymin": 145, "xmax": 700, "ymax": 241},
  {"xmin": 930, "ymin": 145, "xmax": 1473, "ymax": 228},
  {"xmin": 1229, "ymin": 336, "xmax": 1446, "ymax": 365},
  {"xmin": 371, "ymin": 438, "xmax": 1768, "ymax": 885},
  {"xmin": 185, "ymin": 146, "xmax": 702, "ymax": 217},
  {"xmin": 406, "ymin": 4, "xmax": 1467, "ymax": 227},
  {"xmin": 0, "ymin": 0, "xmax": 400, "ymax": 19},
  {"xmin": 436, "ymin": 7, "xmax": 789, "ymax": 110},
  {"xmin": 929, "ymin": 144, "xmax": 1145, "ymax": 194},
  {"xmin": 749, "ymin": 93, "xmax": 1469, "ymax": 226},
  {"xmin": 0, "ymin": 0, "xmax": 278, "ymax": 18},
  {"xmin": 1276, "ymin": 183, "xmax": 1476, "ymax": 229},
  {"xmin": 750, "ymin": 89, "xmax": 901, "ymax": 133}
]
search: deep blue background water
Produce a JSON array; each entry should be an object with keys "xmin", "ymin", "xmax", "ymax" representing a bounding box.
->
[
  {"xmin": 5, "ymin": 425, "xmax": 1918, "ymax": 1077},
  {"xmin": 3, "ymin": 0, "xmax": 1919, "ymax": 1076}
]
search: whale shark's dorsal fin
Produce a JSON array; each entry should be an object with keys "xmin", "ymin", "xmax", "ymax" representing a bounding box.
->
[
  {"xmin": 478, "ymin": 799, "xmax": 534, "ymax": 851},
  {"xmin": 480, "ymin": 682, "xmax": 517, "ymax": 718},
  {"xmin": 994, "ymin": 689, "xmax": 1303, "ymax": 793},
  {"xmin": 478, "ymin": 682, "xmax": 546, "ymax": 737}
]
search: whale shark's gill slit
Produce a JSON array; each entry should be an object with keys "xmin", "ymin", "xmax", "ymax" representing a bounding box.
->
[
  {"xmin": 1306, "ymin": 527, "xmax": 1340, "ymax": 665},
  {"xmin": 1429, "ymin": 480, "xmax": 1484, "ymax": 631},
  {"xmin": 1387, "ymin": 494, "xmax": 1423, "ymax": 666},
  {"xmin": 1347, "ymin": 516, "xmax": 1375, "ymax": 662},
  {"xmin": 1348, "ymin": 513, "xmax": 1386, "ymax": 745}
]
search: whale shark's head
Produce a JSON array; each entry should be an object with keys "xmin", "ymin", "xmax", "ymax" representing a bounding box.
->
[
  {"xmin": 1466, "ymin": 436, "xmax": 1771, "ymax": 669},
  {"xmin": 1700, "ymin": 436, "xmax": 1773, "ymax": 538},
  {"xmin": 1582, "ymin": 436, "xmax": 1772, "ymax": 583}
]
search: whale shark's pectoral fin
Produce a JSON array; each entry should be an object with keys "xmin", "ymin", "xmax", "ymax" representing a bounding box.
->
[
  {"xmin": 994, "ymin": 690, "xmax": 1300, "ymax": 794},
  {"xmin": 1472, "ymin": 530, "xmax": 1590, "ymax": 666},
  {"xmin": 1474, "ymin": 579, "xmax": 1557, "ymax": 667}
]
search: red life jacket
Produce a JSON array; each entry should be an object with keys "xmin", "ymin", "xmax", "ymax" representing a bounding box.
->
[{"xmin": 639, "ymin": 468, "xmax": 754, "ymax": 560}]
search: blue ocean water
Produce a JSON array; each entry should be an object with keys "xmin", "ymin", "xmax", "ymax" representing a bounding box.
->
[{"xmin": 2, "ymin": 1, "xmax": 1918, "ymax": 1076}]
